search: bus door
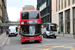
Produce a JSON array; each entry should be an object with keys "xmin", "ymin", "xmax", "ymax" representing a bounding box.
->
[
  {"xmin": 50, "ymin": 24, "xmax": 57, "ymax": 31},
  {"xmin": 49, "ymin": 24, "xmax": 57, "ymax": 34}
]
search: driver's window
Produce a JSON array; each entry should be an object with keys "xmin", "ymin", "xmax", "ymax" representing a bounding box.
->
[{"xmin": 46, "ymin": 27, "xmax": 49, "ymax": 31}]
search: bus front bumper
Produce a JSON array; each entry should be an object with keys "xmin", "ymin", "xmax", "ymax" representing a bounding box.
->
[{"xmin": 21, "ymin": 36, "xmax": 42, "ymax": 43}]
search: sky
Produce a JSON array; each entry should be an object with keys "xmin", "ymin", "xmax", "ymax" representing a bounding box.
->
[{"xmin": 7, "ymin": 0, "xmax": 37, "ymax": 21}]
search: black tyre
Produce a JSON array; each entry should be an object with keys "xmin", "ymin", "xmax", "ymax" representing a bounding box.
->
[
  {"xmin": 39, "ymin": 41, "xmax": 42, "ymax": 43},
  {"xmin": 9, "ymin": 35, "xmax": 10, "ymax": 37},
  {"xmin": 54, "ymin": 36, "xmax": 56, "ymax": 39},
  {"xmin": 44, "ymin": 35, "xmax": 47, "ymax": 38},
  {"xmin": 21, "ymin": 42, "xmax": 24, "ymax": 44}
]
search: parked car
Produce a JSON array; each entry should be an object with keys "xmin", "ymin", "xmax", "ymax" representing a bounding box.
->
[{"xmin": 43, "ymin": 31, "xmax": 56, "ymax": 38}]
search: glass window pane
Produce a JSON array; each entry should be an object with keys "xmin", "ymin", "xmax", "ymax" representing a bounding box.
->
[
  {"xmin": 59, "ymin": 12, "xmax": 63, "ymax": 21},
  {"xmin": 73, "ymin": 0, "xmax": 75, "ymax": 4},
  {"xmin": 61, "ymin": 0, "xmax": 63, "ymax": 9},
  {"xmin": 68, "ymin": 0, "xmax": 70, "ymax": 6},
  {"xmin": 67, "ymin": 22, "xmax": 70, "ymax": 34},
  {"xmin": 65, "ymin": 10, "xmax": 70, "ymax": 20},
  {"xmin": 65, "ymin": 0, "xmax": 66, "ymax": 7},
  {"xmin": 22, "ymin": 11, "xmax": 39, "ymax": 19},
  {"xmin": 59, "ymin": 23, "xmax": 63, "ymax": 33},
  {"xmin": 21, "ymin": 24, "xmax": 41, "ymax": 36},
  {"xmin": 74, "ymin": 21, "xmax": 75, "ymax": 34},
  {"xmin": 73, "ymin": 8, "xmax": 75, "ymax": 18}
]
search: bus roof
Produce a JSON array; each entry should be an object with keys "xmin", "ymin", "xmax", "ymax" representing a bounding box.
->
[{"xmin": 21, "ymin": 10, "xmax": 39, "ymax": 12}]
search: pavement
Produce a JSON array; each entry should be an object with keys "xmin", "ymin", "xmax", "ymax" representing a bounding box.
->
[{"xmin": 0, "ymin": 32, "xmax": 8, "ymax": 46}]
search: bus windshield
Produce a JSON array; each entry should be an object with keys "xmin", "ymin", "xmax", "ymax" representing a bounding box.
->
[
  {"xmin": 50, "ymin": 24, "xmax": 57, "ymax": 31},
  {"xmin": 21, "ymin": 11, "xmax": 39, "ymax": 19},
  {"xmin": 43, "ymin": 23, "xmax": 57, "ymax": 31},
  {"xmin": 21, "ymin": 24, "xmax": 41, "ymax": 37}
]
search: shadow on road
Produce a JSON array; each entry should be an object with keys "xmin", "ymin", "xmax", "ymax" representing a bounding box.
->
[
  {"xmin": 8, "ymin": 35, "xmax": 17, "ymax": 37},
  {"xmin": 44, "ymin": 37, "xmax": 56, "ymax": 39}
]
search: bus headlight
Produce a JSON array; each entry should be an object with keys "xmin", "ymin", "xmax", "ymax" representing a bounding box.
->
[
  {"xmin": 22, "ymin": 36, "xmax": 25, "ymax": 39},
  {"xmin": 21, "ymin": 22, "xmax": 24, "ymax": 25},
  {"xmin": 39, "ymin": 35, "xmax": 41, "ymax": 38}
]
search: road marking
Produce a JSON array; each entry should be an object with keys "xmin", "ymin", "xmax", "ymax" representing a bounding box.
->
[
  {"xmin": 71, "ymin": 48, "xmax": 75, "ymax": 50},
  {"xmin": 49, "ymin": 43, "xmax": 75, "ymax": 50},
  {"xmin": 43, "ymin": 49, "xmax": 49, "ymax": 50},
  {"xmin": 1, "ymin": 37, "xmax": 8, "ymax": 46},
  {"xmin": 22, "ymin": 43, "xmax": 64, "ymax": 50},
  {"xmin": 6, "ymin": 37, "xmax": 10, "ymax": 45}
]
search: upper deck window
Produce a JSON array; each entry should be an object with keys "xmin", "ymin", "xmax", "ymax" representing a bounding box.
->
[{"xmin": 21, "ymin": 11, "xmax": 39, "ymax": 19}]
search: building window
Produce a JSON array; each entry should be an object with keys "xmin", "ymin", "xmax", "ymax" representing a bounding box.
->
[
  {"xmin": 41, "ymin": 18, "xmax": 43, "ymax": 23},
  {"xmin": 73, "ymin": 8, "xmax": 75, "ymax": 18},
  {"xmin": 0, "ymin": 5, "xmax": 2, "ymax": 9},
  {"xmin": 68, "ymin": 0, "xmax": 70, "ymax": 6},
  {"xmin": 73, "ymin": 0, "xmax": 75, "ymax": 4},
  {"xmin": 73, "ymin": 8, "xmax": 75, "ymax": 34},
  {"xmin": 60, "ymin": 23, "xmax": 63, "ymax": 32},
  {"xmin": 42, "ymin": 18, "xmax": 44, "ymax": 23},
  {"xmin": 65, "ymin": 0, "xmax": 66, "ymax": 7},
  {"xmin": 74, "ymin": 20, "xmax": 75, "ymax": 34},
  {"xmin": 47, "ymin": 15, "xmax": 49, "ymax": 22},
  {"xmin": 48, "ymin": 0, "xmax": 50, "ymax": 6},
  {"xmin": 59, "ymin": 0, "xmax": 60, "ymax": 10},
  {"xmin": 59, "ymin": 12, "xmax": 63, "ymax": 33},
  {"xmin": 45, "ymin": 15, "xmax": 49, "ymax": 22},
  {"xmin": 59, "ymin": 12, "xmax": 63, "ymax": 22},
  {"xmin": 45, "ymin": 16, "xmax": 47, "ymax": 22},
  {"xmin": 65, "ymin": 9, "xmax": 70, "ymax": 34},
  {"xmin": 65, "ymin": 10, "xmax": 70, "ymax": 20},
  {"xmin": 67, "ymin": 22, "xmax": 70, "ymax": 34},
  {"xmin": 43, "ymin": 17, "xmax": 45, "ymax": 23},
  {"xmin": 61, "ymin": 0, "xmax": 63, "ymax": 9},
  {"xmin": 0, "ymin": 16, "xmax": 2, "ymax": 20}
]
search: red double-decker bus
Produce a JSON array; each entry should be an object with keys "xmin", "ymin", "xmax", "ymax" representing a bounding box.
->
[{"xmin": 20, "ymin": 10, "xmax": 42, "ymax": 43}]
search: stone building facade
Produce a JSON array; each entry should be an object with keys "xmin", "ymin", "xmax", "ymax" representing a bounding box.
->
[{"xmin": 52, "ymin": 0, "xmax": 75, "ymax": 38}]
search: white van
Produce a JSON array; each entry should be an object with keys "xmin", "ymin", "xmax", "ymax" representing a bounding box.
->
[{"xmin": 9, "ymin": 26, "xmax": 18, "ymax": 37}]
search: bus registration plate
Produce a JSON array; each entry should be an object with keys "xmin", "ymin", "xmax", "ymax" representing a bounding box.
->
[
  {"xmin": 30, "ymin": 37, "xmax": 34, "ymax": 42},
  {"xmin": 30, "ymin": 37, "xmax": 34, "ymax": 39}
]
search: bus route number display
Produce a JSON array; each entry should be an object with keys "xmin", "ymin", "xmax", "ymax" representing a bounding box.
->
[{"xmin": 25, "ymin": 21, "xmax": 37, "ymax": 23}]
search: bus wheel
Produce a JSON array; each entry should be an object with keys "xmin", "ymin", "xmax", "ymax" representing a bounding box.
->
[
  {"xmin": 44, "ymin": 35, "xmax": 47, "ymax": 38},
  {"xmin": 54, "ymin": 36, "xmax": 56, "ymax": 39}
]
